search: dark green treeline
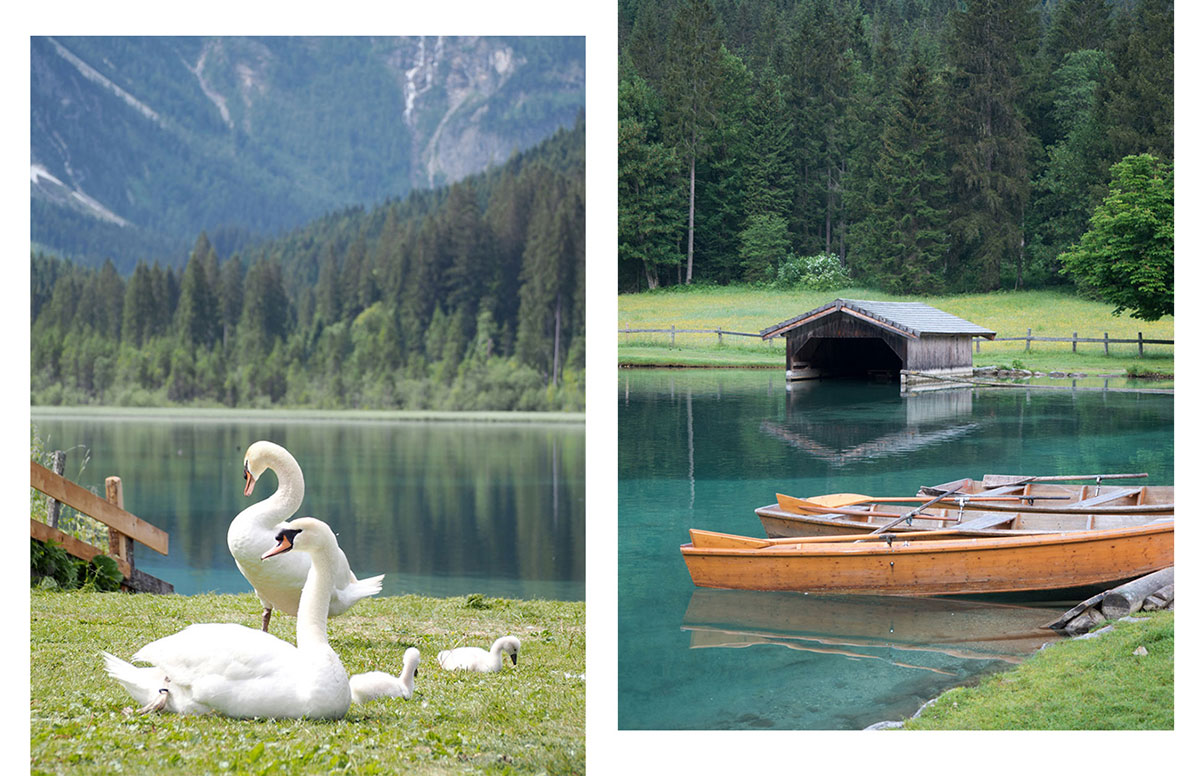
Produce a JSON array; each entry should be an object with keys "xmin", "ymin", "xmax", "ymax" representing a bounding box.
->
[
  {"xmin": 31, "ymin": 123, "xmax": 585, "ymax": 412},
  {"xmin": 618, "ymin": 0, "xmax": 1173, "ymax": 293}
]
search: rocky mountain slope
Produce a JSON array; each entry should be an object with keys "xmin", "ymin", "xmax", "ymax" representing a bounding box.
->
[{"xmin": 31, "ymin": 36, "xmax": 585, "ymax": 269}]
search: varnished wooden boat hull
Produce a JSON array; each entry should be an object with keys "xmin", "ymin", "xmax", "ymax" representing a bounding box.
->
[
  {"xmin": 920, "ymin": 477, "xmax": 1174, "ymax": 512},
  {"xmin": 756, "ymin": 502, "xmax": 1168, "ymax": 539},
  {"xmin": 680, "ymin": 523, "xmax": 1174, "ymax": 596}
]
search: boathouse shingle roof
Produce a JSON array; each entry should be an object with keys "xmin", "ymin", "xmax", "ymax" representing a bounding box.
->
[{"xmin": 760, "ymin": 299, "xmax": 996, "ymax": 339}]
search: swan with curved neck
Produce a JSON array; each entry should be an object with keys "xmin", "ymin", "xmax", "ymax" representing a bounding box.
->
[
  {"xmin": 437, "ymin": 636, "xmax": 520, "ymax": 673},
  {"xmin": 228, "ymin": 440, "xmax": 383, "ymax": 631},
  {"xmin": 103, "ymin": 517, "xmax": 352, "ymax": 719},
  {"xmin": 350, "ymin": 647, "xmax": 421, "ymax": 704}
]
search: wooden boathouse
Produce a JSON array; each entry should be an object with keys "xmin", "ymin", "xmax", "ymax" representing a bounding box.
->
[{"xmin": 760, "ymin": 299, "xmax": 995, "ymax": 392}]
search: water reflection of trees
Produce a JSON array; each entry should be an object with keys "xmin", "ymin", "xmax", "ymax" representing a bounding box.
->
[
  {"xmin": 618, "ymin": 371, "xmax": 1172, "ymax": 486},
  {"xmin": 33, "ymin": 418, "xmax": 584, "ymax": 598}
]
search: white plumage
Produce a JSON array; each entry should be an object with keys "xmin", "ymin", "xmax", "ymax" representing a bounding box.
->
[
  {"xmin": 227, "ymin": 440, "xmax": 383, "ymax": 631},
  {"xmin": 103, "ymin": 518, "xmax": 352, "ymax": 719},
  {"xmin": 437, "ymin": 636, "xmax": 520, "ymax": 673},
  {"xmin": 350, "ymin": 647, "xmax": 421, "ymax": 704}
]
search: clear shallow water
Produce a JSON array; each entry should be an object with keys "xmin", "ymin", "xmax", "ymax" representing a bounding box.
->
[
  {"xmin": 32, "ymin": 412, "xmax": 585, "ymax": 601},
  {"xmin": 617, "ymin": 370, "xmax": 1172, "ymax": 730}
]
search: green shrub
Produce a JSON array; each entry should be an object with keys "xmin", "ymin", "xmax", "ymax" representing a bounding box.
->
[
  {"xmin": 775, "ymin": 252, "xmax": 852, "ymax": 291},
  {"xmin": 30, "ymin": 538, "xmax": 123, "ymax": 592}
]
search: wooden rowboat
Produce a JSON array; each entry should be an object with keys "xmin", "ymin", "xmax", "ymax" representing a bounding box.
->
[
  {"xmin": 757, "ymin": 494, "xmax": 1170, "ymax": 539},
  {"xmin": 680, "ymin": 522, "xmax": 1173, "ymax": 596},
  {"xmin": 919, "ymin": 475, "xmax": 1174, "ymax": 513}
]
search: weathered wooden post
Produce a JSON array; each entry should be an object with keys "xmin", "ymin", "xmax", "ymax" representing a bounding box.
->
[
  {"xmin": 1138, "ymin": 331, "xmax": 1144, "ymax": 357},
  {"xmin": 975, "ymin": 337, "xmax": 980, "ymax": 354},
  {"xmin": 106, "ymin": 476, "xmax": 134, "ymax": 571},
  {"xmin": 717, "ymin": 327, "xmax": 723, "ymax": 346},
  {"xmin": 47, "ymin": 451, "xmax": 66, "ymax": 528},
  {"xmin": 1072, "ymin": 332, "xmax": 1077, "ymax": 353},
  {"xmin": 671, "ymin": 324, "xmax": 676, "ymax": 347},
  {"xmin": 1104, "ymin": 332, "xmax": 1109, "ymax": 356},
  {"xmin": 1025, "ymin": 328, "xmax": 1032, "ymax": 352}
]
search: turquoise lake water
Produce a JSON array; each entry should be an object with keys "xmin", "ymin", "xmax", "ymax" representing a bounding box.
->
[
  {"xmin": 32, "ymin": 412, "xmax": 585, "ymax": 601},
  {"xmin": 617, "ymin": 369, "xmax": 1172, "ymax": 730}
]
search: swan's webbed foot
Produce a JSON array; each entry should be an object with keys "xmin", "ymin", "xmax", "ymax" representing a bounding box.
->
[{"xmin": 261, "ymin": 607, "xmax": 272, "ymax": 632}]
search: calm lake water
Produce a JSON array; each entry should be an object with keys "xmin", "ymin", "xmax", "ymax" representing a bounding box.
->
[
  {"xmin": 32, "ymin": 411, "xmax": 585, "ymax": 601},
  {"xmin": 617, "ymin": 369, "xmax": 1172, "ymax": 730}
]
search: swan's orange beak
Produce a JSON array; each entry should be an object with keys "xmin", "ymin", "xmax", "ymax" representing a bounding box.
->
[
  {"xmin": 262, "ymin": 529, "xmax": 296, "ymax": 560},
  {"xmin": 243, "ymin": 461, "xmax": 255, "ymax": 497}
]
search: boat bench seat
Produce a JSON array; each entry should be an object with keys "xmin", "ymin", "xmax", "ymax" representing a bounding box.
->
[
  {"xmin": 1070, "ymin": 488, "xmax": 1142, "ymax": 508},
  {"xmin": 952, "ymin": 513, "xmax": 1017, "ymax": 532}
]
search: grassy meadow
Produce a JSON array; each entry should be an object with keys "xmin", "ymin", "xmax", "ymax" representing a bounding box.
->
[
  {"xmin": 903, "ymin": 611, "xmax": 1173, "ymax": 730},
  {"xmin": 30, "ymin": 590, "xmax": 584, "ymax": 775},
  {"xmin": 617, "ymin": 286, "xmax": 1174, "ymax": 376}
]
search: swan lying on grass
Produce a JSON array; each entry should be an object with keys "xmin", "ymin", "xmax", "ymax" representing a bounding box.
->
[
  {"xmin": 350, "ymin": 647, "xmax": 421, "ymax": 703},
  {"xmin": 437, "ymin": 636, "xmax": 520, "ymax": 672},
  {"xmin": 103, "ymin": 518, "xmax": 352, "ymax": 719},
  {"xmin": 228, "ymin": 440, "xmax": 383, "ymax": 631}
]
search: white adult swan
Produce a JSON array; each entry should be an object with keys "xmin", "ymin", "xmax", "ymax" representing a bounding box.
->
[
  {"xmin": 437, "ymin": 636, "xmax": 520, "ymax": 672},
  {"xmin": 228, "ymin": 440, "xmax": 383, "ymax": 631},
  {"xmin": 103, "ymin": 518, "xmax": 352, "ymax": 719},
  {"xmin": 350, "ymin": 647, "xmax": 421, "ymax": 704}
]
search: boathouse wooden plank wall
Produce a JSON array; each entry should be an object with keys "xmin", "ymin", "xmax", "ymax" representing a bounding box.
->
[{"xmin": 763, "ymin": 299, "xmax": 995, "ymax": 392}]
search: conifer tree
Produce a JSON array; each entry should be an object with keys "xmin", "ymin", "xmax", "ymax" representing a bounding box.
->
[
  {"xmin": 618, "ymin": 66, "xmax": 685, "ymax": 290},
  {"xmin": 660, "ymin": 0, "xmax": 723, "ymax": 283},
  {"xmin": 1097, "ymin": 0, "xmax": 1173, "ymax": 163},
  {"xmin": 121, "ymin": 260, "xmax": 156, "ymax": 346},
  {"xmin": 849, "ymin": 47, "xmax": 949, "ymax": 293},
  {"xmin": 175, "ymin": 236, "xmax": 220, "ymax": 348},
  {"xmin": 944, "ymin": 0, "xmax": 1037, "ymax": 290},
  {"xmin": 695, "ymin": 47, "xmax": 752, "ymax": 283}
]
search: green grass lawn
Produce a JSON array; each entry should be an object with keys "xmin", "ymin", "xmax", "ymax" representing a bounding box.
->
[
  {"xmin": 903, "ymin": 611, "xmax": 1173, "ymax": 730},
  {"xmin": 617, "ymin": 286, "xmax": 1174, "ymax": 376},
  {"xmin": 31, "ymin": 590, "xmax": 584, "ymax": 775}
]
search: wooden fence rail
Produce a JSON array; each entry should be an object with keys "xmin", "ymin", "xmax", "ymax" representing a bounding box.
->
[
  {"xmin": 619, "ymin": 325, "xmax": 1173, "ymax": 356},
  {"xmin": 30, "ymin": 459, "xmax": 173, "ymax": 594},
  {"xmin": 976, "ymin": 329, "xmax": 1174, "ymax": 357},
  {"xmin": 619, "ymin": 325, "xmax": 769, "ymax": 346}
]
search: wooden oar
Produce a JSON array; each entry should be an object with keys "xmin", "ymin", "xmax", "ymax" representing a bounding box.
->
[
  {"xmin": 974, "ymin": 470, "xmax": 1152, "ymax": 489},
  {"xmin": 867, "ymin": 489, "xmax": 963, "ymax": 535},
  {"xmin": 776, "ymin": 491, "xmax": 1050, "ymax": 512},
  {"xmin": 687, "ymin": 527, "xmax": 989, "ymax": 551}
]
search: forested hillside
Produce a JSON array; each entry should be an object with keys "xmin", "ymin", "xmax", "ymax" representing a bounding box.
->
[
  {"xmin": 30, "ymin": 123, "xmax": 585, "ymax": 412},
  {"xmin": 32, "ymin": 36, "xmax": 585, "ymax": 268},
  {"xmin": 618, "ymin": 0, "xmax": 1172, "ymax": 294}
]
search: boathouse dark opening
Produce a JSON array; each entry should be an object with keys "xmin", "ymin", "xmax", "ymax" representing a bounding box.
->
[
  {"xmin": 794, "ymin": 336, "xmax": 902, "ymax": 379},
  {"xmin": 760, "ymin": 299, "xmax": 996, "ymax": 392}
]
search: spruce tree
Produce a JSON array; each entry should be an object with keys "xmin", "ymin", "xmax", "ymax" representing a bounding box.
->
[
  {"xmin": 618, "ymin": 66, "xmax": 686, "ymax": 290},
  {"xmin": 175, "ymin": 236, "xmax": 220, "ymax": 349},
  {"xmin": 1097, "ymin": 0, "xmax": 1173, "ymax": 163},
  {"xmin": 944, "ymin": 0, "xmax": 1038, "ymax": 290},
  {"xmin": 121, "ymin": 260, "xmax": 155, "ymax": 346},
  {"xmin": 660, "ymin": 0, "xmax": 723, "ymax": 283},
  {"xmin": 849, "ymin": 47, "xmax": 949, "ymax": 293}
]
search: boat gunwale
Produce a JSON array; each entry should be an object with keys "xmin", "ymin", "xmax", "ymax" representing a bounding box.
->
[
  {"xmin": 681, "ymin": 521, "xmax": 1174, "ymax": 557},
  {"xmin": 759, "ymin": 499, "xmax": 1174, "ymax": 518}
]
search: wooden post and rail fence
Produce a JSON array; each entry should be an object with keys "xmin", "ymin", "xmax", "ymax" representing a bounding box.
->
[
  {"xmin": 619, "ymin": 324, "xmax": 1173, "ymax": 356},
  {"xmin": 978, "ymin": 329, "xmax": 1173, "ymax": 357},
  {"xmin": 30, "ymin": 458, "xmax": 173, "ymax": 594}
]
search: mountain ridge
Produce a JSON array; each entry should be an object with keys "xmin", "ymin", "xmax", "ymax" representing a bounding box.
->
[{"xmin": 31, "ymin": 35, "xmax": 585, "ymax": 269}]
